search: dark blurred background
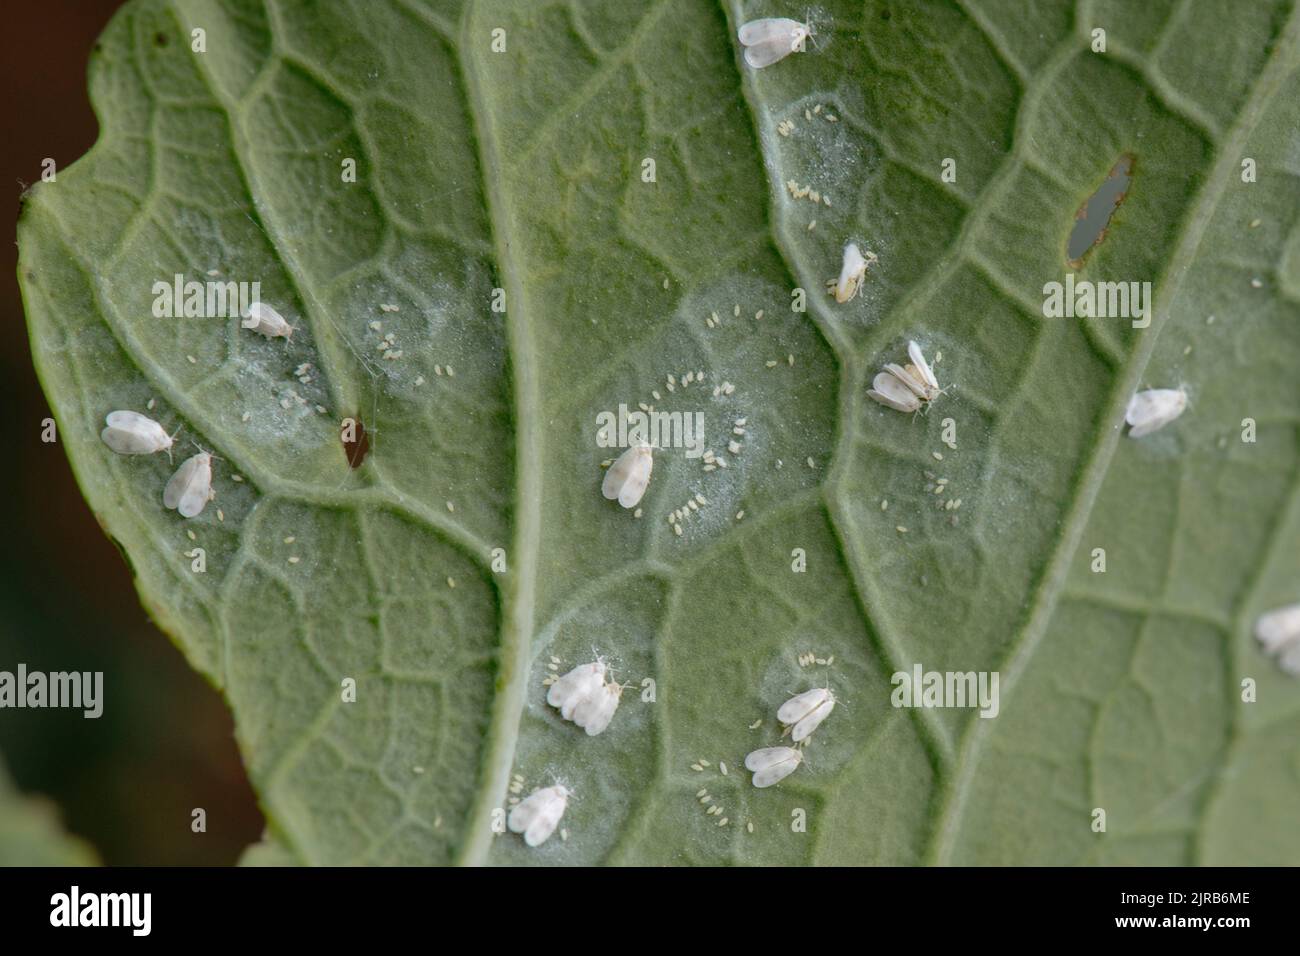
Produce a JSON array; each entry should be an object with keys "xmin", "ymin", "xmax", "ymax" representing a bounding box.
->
[{"xmin": 2, "ymin": 0, "xmax": 263, "ymax": 865}]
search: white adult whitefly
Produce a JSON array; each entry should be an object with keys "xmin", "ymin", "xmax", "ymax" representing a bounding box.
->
[
  {"xmin": 546, "ymin": 660, "xmax": 623, "ymax": 736},
  {"xmin": 777, "ymin": 687, "xmax": 835, "ymax": 742},
  {"xmin": 241, "ymin": 300, "xmax": 295, "ymax": 340},
  {"xmin": 100, "ymin": 410, "xmax": 178, "ymax": 458},
  {"xmin": 601, "ymin": 442, "xmax": 653, "ymax": 508},
  {"xmin": 737, "ymin": 17, "xmax": 811, "ymax": 69},
  {"xmin": 508, "ymin": 784, "xmax": 571, "ymax": 847},
  {"xmin": 1255, "ymin": 603, "xmax": 1300, "ymax": 676},
  {"xmin": 744, "ymin": 746, "xmax": 803, "ymax": 788},
  {"xmin": 163, "ymin": 451, "xmax": 215, "ymax": 518},
  {"xmin": 906, "ymin": 340, "xmax": 940, "ymax": 397},
  {"xmin": 1125, "ymin": 387, "xmax": 1187, "ymax": 438},
  {"xmin": 868, "ymin": 340, "xmax": 943, "ymax": 412},
  {"xmin": 882, "ymin": 341, "xmax": 940, "ymax": 401},
  {"xmin": 546, "ymin": 661, "xmax": 607, "ymax": 720},
  {"xmin": 867, "ymin": 370, "xmax": 922, "ymax": 412},
  {"xmin": 829, "ymin": 242, "xmax": 876, "ymax": 303},
  {"xmin": 881, "ymin": 362, "xmax": 929, "ymax": 399},
  {"xmin": 571, "ymin": 679, "xmax": 623, "ymax": 736}
]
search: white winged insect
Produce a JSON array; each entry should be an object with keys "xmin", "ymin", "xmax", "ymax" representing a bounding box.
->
[
  {"xmin": 548, "ymin": 660, "xmax": 624, "ymax": 736},
  {"xmin": 601, "ymin": 442, "xmax": 653, "ymax": 509},
  {"xmin": 507, "ymin": 784, "xmax": 571, "ymax": 847},
  {"xmin": 868, "ymin": 340, "xmax": 943, "ymax": 413},
  {"xmin": 745, "ymin": 746, "xmax": 803, "ymax": 788},
  {"xmin": 778, "ymin": 687, "xmax": 835, "ymax": 742},
  {"xmin": 100, "ymin": 411, "xmax": 179, "ymax": 459},
  {"xmin": 571, "ymin": 679, "xmax": 624, "ymax": 736},
  {"xmin": 738, "ymin": 17, "xmax": 812, "ymax": 69},
  {"xmin": 903, "ymin": 339, "xmax": 940, "ymax": 400},
  {"xmin": 1255, "ymin": 603, "xmax": 1300, "ymax": 676},
  {"xmin": 241, "ymin": 300, "xmax": 295, "ymax": 340},
  {"xmin": 163, "ymin": 449, "xmax": 216, "ymax": 518},
  {"xmin": 1125, "ymin": 387, "xmax": 1187, "ymax": 438},
  {"xmin": 827, "ymin": 242, "xmax": 877, "ymax": 303},
  {"xmin": 546, "ymin": 661, "xmax": 607, "ymax": 720},
  {"xmin": 867, "ymin": 371, "xmax": 921, "ymax": 413}
]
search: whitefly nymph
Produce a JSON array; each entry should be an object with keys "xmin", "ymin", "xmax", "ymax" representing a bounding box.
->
[
  {"xmin": 1125, "ymin": 387, "xmax": 1187, "ymax": 438},
  {"xmin": 602, "ymin": 442, "xmax": 653, "ymax": 509},
  {"xmin": 507, "ymin": 784, "xmax": 571, "ymax": 847},
  {"xmin": 737, "ymin": 17, "xmax": 812, "ymax": 69},
  {"xmin": 745, "ymin": 746, "xmax": 803, "ymax": 788},
  {"xmin": 827, "ymin": 242, "xmax": 877, "ymax": 303}
]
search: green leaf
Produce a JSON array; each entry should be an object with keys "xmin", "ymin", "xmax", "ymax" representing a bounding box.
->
[
  {"xmin": 0, "ymin": 755, "xmax": 98, "ymax": 866},
  {"xmin": 18, "ymin": 0, "xmax": 1300, "ymax": 864}
]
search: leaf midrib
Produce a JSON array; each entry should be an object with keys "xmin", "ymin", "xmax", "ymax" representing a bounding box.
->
[{"xmin": 433, "ymin": 0, "xmax": 542, "ymax": 867}]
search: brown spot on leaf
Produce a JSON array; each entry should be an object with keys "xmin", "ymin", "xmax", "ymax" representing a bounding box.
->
[{"xmin": 341, "ymin": 415, "xmax": 369, "ymax": 469}]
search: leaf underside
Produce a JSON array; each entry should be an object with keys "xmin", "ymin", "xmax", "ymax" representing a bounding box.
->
[{"xmin": 18, "ymin": 0, "xmax": 1300, "ymax": 865}]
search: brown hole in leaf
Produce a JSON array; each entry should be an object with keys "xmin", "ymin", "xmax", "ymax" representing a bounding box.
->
[
  {"xmin": 341, "ymin": 415, "xmax": 369, "ymax": 469},
  {"xmin": 1067, "ymin": 154, "xmax": 1134, "ymax": 268}
]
